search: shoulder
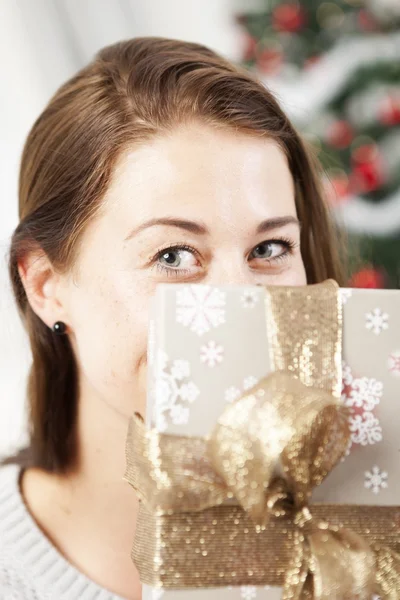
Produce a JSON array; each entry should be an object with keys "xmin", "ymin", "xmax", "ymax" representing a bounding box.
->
[
  {"xmin": 0, "ymin": 463, "xmax": 22, "ymax": 515},
  {"xmin": 0, "ymin": 463, "xmax": 21, "ymax": 487},
  {"xmin": 0, "ymin": 465, "xmax": 30, "ymax": 597},
  {"xmin": 0, "ymin": 464, "xmax": 24, "ymax": 553},
  {"xmin": 0, "ymin": 463, "xmax": 22, "ymax": 504}
]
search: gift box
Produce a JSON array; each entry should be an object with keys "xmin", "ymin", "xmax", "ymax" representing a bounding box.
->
[{"xmin": 125, "ymin": 282, "xmax": 400, "ymax": 599}]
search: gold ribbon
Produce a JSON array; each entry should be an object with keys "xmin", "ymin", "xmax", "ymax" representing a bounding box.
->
[{"xmin": 125, "ymin": 281, "xmax": 400, "ymax": 598}]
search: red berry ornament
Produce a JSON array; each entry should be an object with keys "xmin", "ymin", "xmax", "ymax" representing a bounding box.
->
[{"xmin": 272, "ymin": 3, "xmax": 306, "ymax": 33}]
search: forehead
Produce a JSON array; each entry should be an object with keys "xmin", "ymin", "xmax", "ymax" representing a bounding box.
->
[{"xmin": 101, "ymin": 123, "xmax": 296, "ymax": 226}]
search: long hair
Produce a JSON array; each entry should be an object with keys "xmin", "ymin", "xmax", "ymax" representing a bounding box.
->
[{"xmin": 8, "ymin": 37, "xmax": 344, "ymax": 472}]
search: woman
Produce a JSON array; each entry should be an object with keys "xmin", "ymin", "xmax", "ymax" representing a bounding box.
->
[{"xmin": 0, "ymin": 37, "xmax": 343, "ymax": 599}]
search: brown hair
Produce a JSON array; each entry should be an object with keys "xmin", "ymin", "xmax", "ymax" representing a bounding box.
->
[{"xmin": 8, "ymin": 37, "xmax": 344, "ymax": 473}]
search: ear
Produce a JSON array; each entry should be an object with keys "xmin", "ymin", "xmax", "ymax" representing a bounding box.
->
[{"xmin": 18, "ymin": 248, "xmax": 69, "ymax": 332}]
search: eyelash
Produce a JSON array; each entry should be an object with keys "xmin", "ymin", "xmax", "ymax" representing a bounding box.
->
[
  {"xmin": 152, "ymin": 238, "xmax": 297, "ymax": 277},
  {"xmin": 153, "ymin": 244, "xmax": 199, "ymax": 277}
]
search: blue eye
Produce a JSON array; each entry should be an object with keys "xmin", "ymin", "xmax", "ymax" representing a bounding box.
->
[
  {"xmin": 250, "ymin": 240, "xmax": 294, "ymax": 262},
  {"xmin": 160, "ymin": 250, "xmax": 182, "ymax": 268},
  {"xmin": 154, "ymin": 245, "xmax": 201, "ymax": 277},
  {"xmin": 251, "ymin": 243, "xmax": 274, "ymax": 260}
]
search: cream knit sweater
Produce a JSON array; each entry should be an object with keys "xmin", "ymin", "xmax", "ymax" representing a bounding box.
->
[{"xmin": 0, "ymin": 464, "xmax": 127, "ymax": 599}]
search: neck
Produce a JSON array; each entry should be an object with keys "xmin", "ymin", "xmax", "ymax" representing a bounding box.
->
[
  {"xmin": 72, "ymin": 386, "xmax": 142, "ymax": 598},
  {"xmin": 22, "ymin": 379, "xmax": 143, "ymax": 600}
]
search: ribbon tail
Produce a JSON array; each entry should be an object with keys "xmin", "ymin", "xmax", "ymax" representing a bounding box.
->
[
  {"xmin": 374, "ymin": 545, "xmax": 400, "ymax": 599},
  {"xmin": 308, "ymin": 527, "xmax": 376, "ymax": 600},
  {"xmin": 282, "ymin": 530, "xmax": 313, "ymax": 600}
]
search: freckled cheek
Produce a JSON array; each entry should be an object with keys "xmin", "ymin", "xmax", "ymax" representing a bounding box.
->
[
  {"xmin": 71, "ymin": 275, "xmax": 154, "ymax": 387},
  {"xmin": 103, "ymin": 282, "xmax": 154, "ymax": 375}
]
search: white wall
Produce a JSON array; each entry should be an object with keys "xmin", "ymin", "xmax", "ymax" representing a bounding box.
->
[{"xmin": 0, "ymin": 0, "xmax": 261, "ymax": 456}]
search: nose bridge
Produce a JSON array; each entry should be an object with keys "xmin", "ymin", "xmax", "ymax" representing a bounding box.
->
[{"xmin": 205, "ymin": 250, "xmax": 255, "ymax": 287}]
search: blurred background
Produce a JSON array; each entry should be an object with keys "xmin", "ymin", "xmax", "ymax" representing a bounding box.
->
[{"xmin": 1, "ymin": 0, "xmax": 399, "ymax": 456}]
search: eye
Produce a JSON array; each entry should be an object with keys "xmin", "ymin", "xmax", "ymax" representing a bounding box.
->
[
  {"xmin": 159, "ymin": 250, "xmax": 183, "ymax": 268},
  {"xmin": 251, "ymin": 242, "xmax": 275, "ymax": 260},
  {"xmin": 153, "ymin": 244, "xmax": 201, "ymax": 277},
  {"xmin": 250, "ymin": 239, "xmax": 294, "ymax": 263}
]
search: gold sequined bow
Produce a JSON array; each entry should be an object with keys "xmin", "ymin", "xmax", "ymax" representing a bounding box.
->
[
  {"xmin": 125, "ymin": 281, "xmax": 400, "ymax": 598},
  {"xmin": 208, "ymin": 371, "xmax": 377, "ymax": 600}
]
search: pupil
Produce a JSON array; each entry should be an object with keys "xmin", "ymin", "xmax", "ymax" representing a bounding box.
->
[
  {"xmin": 255, "ymin": 243, "xmax": 272, "ymax": 258},
  {"xmin": 163, "ymin": 251, "xmax": 179, "ymax": 265}
]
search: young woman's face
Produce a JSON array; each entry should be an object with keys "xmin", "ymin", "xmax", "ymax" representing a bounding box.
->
[{"xmin": 61, "ymin": 123, "xmax": 306, "ymax": 418}]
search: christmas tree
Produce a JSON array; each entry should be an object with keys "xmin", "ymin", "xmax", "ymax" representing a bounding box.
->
[{"xmin": 237, "ymin": 0, "xmax": 400, "ymax": 288}]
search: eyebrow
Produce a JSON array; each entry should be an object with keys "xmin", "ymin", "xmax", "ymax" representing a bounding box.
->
[
  {"xmin": 125, "ymin": 218, "xmax": 208, "ymax": 241},
  {"xmin": 124, "ymin": 215, "xmax": 300, "ymax": 241},
  {"xmin": 256, "ymin": 216, "xmax": 300, "ymax": 234}
]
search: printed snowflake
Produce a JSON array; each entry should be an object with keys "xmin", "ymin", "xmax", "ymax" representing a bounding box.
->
[
  {"xmin": 178, "ymin": 382, "xmax": 199, "ymax": 402},
  {"xmin": 341, "ymin": 362, "xmax": 383, "ymax": 452},
  {"xmin": 240, "ymin": 288, "xmax": 260, "ymax": 309},
  {"xmin": 365, "ymin": 466, "xmax": 388, "ymax": 494},
  {"xmin": 365, "ymin": 308, "xmax": 389, "ymax": 335},
  {"xmin": 345, "ymin": 377, "xmax": 383, "ymax": 411},
  {"xmin": 225, "ymin": 385, "xmax": 241, "ymax": 403},
  {"xmin": 243, "ymin": 375, "xmax": 259, "ymax": 390},
  {"xmin": 176, "ymin": 285, "xmax": 226, "ymax": 336},
  {"xmin": 225, "ymin": 376, "xmax": 260, "ymax": 403},
  {"xmin": 339, "ymin": 288, "xmax": 353, "ymax": 305},
  {"xmin": 388, "ymin": 350, "xmax": 400, "ymax": 377},
  {"xmin": 170, "ymin": 359, "xmax": 190, "ymax": 381},
  {"xmin": 348, "ymin": 412, "xmax": 383, "ymax": 446},
  {"xmin": 169, "ymin": 403, "xmax": 190, "ymax": 425},
  {"xmin": 200, "ymin": 340, "xmax": 224, "ymax": 367},
  {"xmin": 240, "ymin": 586, "xmax": 258, "ymax": 599},
  {"xmin": 152, "ymin": 350, "xmax": 199, "ymax": 431},
  {"xmin": 342, "ymin": 361, "xmax": 354, "ymax": 386}
]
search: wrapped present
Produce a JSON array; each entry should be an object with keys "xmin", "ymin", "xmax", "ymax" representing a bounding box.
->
[{"xmin": 125, "ymin": 281, "xmax": 400, "ymax": 599}]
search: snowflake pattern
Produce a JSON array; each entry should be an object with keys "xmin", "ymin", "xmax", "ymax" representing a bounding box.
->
[
  {"xmin": 365, "ymin": 466, "xmax": 388, "ymax": 494},
  {"xmin": 365, "ymin": 308, "xmax": 389, "ymax": 335},
  {"xmin": 179, "ymin": 381, "xmax": 199, "ymax": 402},
  {"xmin": 152, "ymin": 350, "xmax": 199, "ymax": 431},
  {"xmin": 169, "ymin": 403, "xmax": 190, "ymax": 425},
  {"xmin": 345, "ymin": 377, "xmax": 383, "ymax": 411},
  {"xmin": 341, "ymin": 362, "xmax": 383, "ymax": 451},
  {"xmin": 176, "ymin": 285, "xmax": 226, "ymax": 336},
  {"xmin": 170, "ymin": 359, "xmax": 190, "ymax": 381},
  {"xmin": 225, "ymin": 385, "xmax": 241, "ymax": 403},
  {"xmin": 339, "ymin": 288, "xmax": 353, "ymax": 305},
  {"xmin": 200, "ymin": 340, "xmax": 224, "ymax": 367},
  {"xmin": 243, "ymin": 375, "xmax": 259, "ymax": 390},
  {"xmin": 240, "ymin": 288, "xmax": 260, "ymax": 308},
  {"xmin": 342, "ymin": 361, "xmax": 354, "ymax": 386},
  {"xmin": 225, "ymin": 376, "xmax": 260, "ymax": 402},
  {"xmin": 240, "ymin": 586, "xmax": 258, "ymax": 599},
  {"xmin": 388, "ymin": 350, "xmax": 400, "ymax": 377},
  {"xmin": 349, "ymin": 412, "xmax": 383, "ymax": 446}
]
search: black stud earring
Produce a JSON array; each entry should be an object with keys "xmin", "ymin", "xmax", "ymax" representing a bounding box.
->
[{"xmin": 52, "ymin": 321, "xmax": 67, "ymax": 335}]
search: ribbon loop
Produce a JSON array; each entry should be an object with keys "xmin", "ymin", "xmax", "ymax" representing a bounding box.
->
[{"xmin": 208, "ymin": 371, "xmax": 350, "ymax": 524}]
